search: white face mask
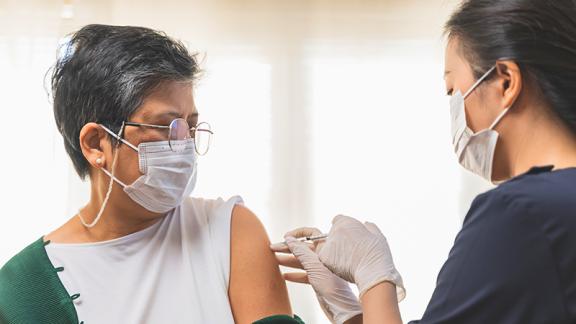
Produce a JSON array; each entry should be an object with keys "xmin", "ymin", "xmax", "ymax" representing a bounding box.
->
[
  {"xmin": 100, "ymin": 124, "xmax": 198, "ymax": 213},
  {"xmin": 450, "ymin": 66, "xmax": 510, "ymax": 183}
]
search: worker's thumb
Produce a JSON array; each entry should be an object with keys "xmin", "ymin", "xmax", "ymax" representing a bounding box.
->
[
  {"xmin": 364, "ymin": 221, "xmax": 385, "ymax": 237},
  {"xmin": 285, "ymin": 236, "xmax": 322, "ymax": 268}
]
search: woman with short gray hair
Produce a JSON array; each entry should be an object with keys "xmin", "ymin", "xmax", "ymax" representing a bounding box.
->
[{"xmin": 0, "ymin": 24, "xmax": 297, "ymax": 324}]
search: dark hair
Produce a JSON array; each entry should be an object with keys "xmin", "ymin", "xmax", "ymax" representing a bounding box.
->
[
  {"xmin": 51, "ymin": 24, "xmax": 200, "ymax": 180},
  {"xmin": 445, "ymin": 0, "xmax": 576, "ymax": 133}
]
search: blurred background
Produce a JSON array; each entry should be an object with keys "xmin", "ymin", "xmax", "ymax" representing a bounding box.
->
[{"xmin": 0, "ymin": 0, "xmax": 494, "ymax": 322}]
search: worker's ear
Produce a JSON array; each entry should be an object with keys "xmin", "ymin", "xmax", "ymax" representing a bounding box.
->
[
  {"xmin": 79, "ymin": 122, "xmax": 110, "ymax": 169},
  {"xmin": 495, "ymin": 60, "xmax": 523, "ymax": 110}
]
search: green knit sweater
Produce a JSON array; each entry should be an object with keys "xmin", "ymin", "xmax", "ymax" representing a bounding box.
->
[{"xmin": 0, "ymin": 238, "xmax": 304, "ymax": 324}]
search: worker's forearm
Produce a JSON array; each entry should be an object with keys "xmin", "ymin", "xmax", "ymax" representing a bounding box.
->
[{"xmin": 360, "ymin": 282, "xmax": 402, "ymax": 324}]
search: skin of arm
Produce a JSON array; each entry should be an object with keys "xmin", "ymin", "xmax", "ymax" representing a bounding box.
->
[
  {"xmin": 345, "ymin": 314, "xmax": 364, "ymax": 324},
  {"xmin": 229, "ymin": 205, "xmax": 293, "ymax": 323},
  {"xmin": 360, "ymin": 282, "xmax": 402, "ymax": 324}
]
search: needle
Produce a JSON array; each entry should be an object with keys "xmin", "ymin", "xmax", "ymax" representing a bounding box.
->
[
  {"xmin": 270, "ymin": 233, "xmax": 328, "ymax": 250},
  {"xmin": 296, "ymin": 233, "xmax": 328, "ymax": 242}
]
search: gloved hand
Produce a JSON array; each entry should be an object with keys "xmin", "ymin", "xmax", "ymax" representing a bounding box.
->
[
  {"xmin": 318, "ymin": 215, "xmax": 405, "ymax": 301},
  {"xmin": 271, "ymin": 227, "xmax": 363, "ymax": 324}
]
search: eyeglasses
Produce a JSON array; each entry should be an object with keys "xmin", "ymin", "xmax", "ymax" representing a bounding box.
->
[{"xmin": 124, "ymin": 118, "xmax": 213, "ymax": 155}]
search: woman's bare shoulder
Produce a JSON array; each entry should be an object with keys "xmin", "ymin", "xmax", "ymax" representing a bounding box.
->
[
  {"xmin": 228, "ymin": 205, "xmax": 293, "ymax": 323},
  {"xmin": 43, "ymin": 216, "xmax": 88, "ymax": 244}
]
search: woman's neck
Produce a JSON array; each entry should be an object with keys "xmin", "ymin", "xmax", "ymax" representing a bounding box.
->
[
  {"xmin": 46, "ymin": 178, "xmax": 164, "ymax": 244},
  {"xmin": 77, "ymin": 199, "xmax": 163, "ymax": 242}
]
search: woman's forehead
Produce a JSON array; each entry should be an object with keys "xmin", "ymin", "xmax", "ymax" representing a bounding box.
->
[{"xmin": 134, "ymin": 82, "xmax": 197, "ymax": 122}]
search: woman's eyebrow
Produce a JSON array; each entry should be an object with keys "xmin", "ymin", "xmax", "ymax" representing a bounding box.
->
[{"xmin": 146, "ymin": 110, "xmax": 199, "ymax": 122}]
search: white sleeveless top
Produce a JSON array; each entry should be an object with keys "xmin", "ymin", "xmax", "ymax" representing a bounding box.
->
[{"xmin": 45, "ymin": 196, "xmax": 243, "ymax": 324}]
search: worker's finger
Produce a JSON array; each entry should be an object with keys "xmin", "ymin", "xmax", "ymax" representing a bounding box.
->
[
  {"xmin": 283, "ymin": 227, "xmax": 322, "ymax": 239},
  {"xmin": 283, "ymin": 272, "xmax": 310, "ymax": 284},
  {"xmin": 269, "ymin": 242, "xmax": 291, "ymax": 253},
  {"xmin": 270, "ymin": 240, "xmax": 315, "ymax": 253},
  {"xmin": 275, "ymin": 254, "xmax": 304, "ymax": 270}
]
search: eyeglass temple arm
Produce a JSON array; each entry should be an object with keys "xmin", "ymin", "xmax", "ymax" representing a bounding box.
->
[
  {"xmin": 124, "ymin": 121, "xmax": 213, "ymax": 135},
  {"xmin": 124, "ymin": 122, "xmax": 170, "ymax": 129},
  {"xmin": 192, "ymin": 128, "xmax": 214, "ymax": 135}
]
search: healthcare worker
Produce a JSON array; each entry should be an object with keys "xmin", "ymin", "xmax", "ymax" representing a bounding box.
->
[{"xmin": 272, "ymin": 0, "xmax": 576, "ymax": 323}]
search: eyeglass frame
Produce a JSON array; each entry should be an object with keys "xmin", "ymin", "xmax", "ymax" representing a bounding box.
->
[{"xmin": 123, "ymin": 118, "xmax": 214, "ymax": 155}]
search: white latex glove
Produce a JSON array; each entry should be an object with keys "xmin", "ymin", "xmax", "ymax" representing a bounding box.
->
[
  {"xmin": 318, "ymin": 215, "xmax": 406, "ymax": 301},
  {"xmin": 271, "ymin": 227, "xmax": 363, "ymax": 324}
]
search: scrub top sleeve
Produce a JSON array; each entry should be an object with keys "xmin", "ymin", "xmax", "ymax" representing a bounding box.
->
[{"xmin": 408, "ymin": 192, "xmax": 568, "ymax": 324}]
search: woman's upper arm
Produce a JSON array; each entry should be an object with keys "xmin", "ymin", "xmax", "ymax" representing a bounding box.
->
[{"xmin": 229, "ymin": 204, "xmax": 293, "ymax": 323}]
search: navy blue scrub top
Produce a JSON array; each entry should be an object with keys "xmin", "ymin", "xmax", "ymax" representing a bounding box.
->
[{"xmin": 409, "ymin": 166, "xmax": 576, "ymax": 323}]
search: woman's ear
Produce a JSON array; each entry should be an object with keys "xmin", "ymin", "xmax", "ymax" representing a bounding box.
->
[
  {"xmin": 79, "ymin": 122, "xmax": 108, "ymax": 169},
  {"xmin": 495, "ymin": 60, "xmax": 523, "ymax": 109}
]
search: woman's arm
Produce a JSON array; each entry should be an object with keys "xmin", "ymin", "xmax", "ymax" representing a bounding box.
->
[{"xmin": 229, "ymin": 205, "xmax": 293, "ymax": 323}]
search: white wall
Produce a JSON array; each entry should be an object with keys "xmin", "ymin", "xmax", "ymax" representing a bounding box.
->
[{"xmin": 0, "ymin": 0, "xmax": 494, "ymax": 322}]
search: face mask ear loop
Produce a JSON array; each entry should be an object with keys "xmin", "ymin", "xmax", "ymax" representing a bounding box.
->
[
  {"xmin": 463, "ymin": 66, "xmax": 497, "ymax": 99},
  {"xmin": 489, "ymin": 106, "xmax": 511, "ymax": 131},
  {"xmin": 78, "ymin": 122, "xmax": 126, "ymax": 228},
  {"xmin": 99, "ymin": 124, "xmax": 138, "ymax": 152}
]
